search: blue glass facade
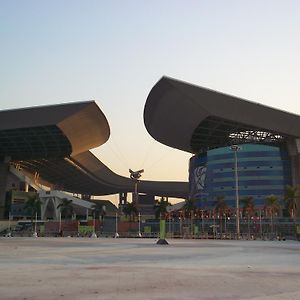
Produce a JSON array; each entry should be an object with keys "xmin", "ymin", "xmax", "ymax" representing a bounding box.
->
[{"xmin": 189, "ymin": 144, "xmax": 292, "ymax": 208}]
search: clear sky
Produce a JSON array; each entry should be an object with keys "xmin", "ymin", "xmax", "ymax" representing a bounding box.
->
[{"xmin": 1, "ymin": 1, "xmax": 300, "ymax": 203}]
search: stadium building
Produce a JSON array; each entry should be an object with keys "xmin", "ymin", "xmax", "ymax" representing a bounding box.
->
[
  {"xmin": 144, "ymin": 76, "xmax": 300, "ymax": 215},
  {"xmin": 0, "ymin": 101, "xmax": 188, "ymax": 220}
]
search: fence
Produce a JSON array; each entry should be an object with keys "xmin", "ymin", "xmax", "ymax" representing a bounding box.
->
[{"xmin": 6, "ymin": 217, "xmax": 300, "ymax": 240}]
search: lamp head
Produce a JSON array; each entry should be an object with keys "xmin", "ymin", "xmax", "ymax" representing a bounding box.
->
[
  {"xmin": 230, "ymin": 145, "xmax": 241, "ymax": 151},
  {"xmin": 129, "ymin": 169, "xmax": 144, "ymax": 180}
]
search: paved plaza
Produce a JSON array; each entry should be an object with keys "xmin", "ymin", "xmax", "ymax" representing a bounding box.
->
[{"xmin": 0, "ymin": 237, "xmax": 299, "ymax": 300}]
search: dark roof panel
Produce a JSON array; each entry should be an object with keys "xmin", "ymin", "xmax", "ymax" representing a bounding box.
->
[{"xmin": 144, "ymin": 76, "xmax": 300, "ymax": 153}]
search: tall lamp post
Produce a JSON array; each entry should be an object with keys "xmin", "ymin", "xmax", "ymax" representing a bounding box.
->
[
  {"xmin": 91, "ymin": 210, "xmax": 97, "ymax": 238},
  {"xmin": 231, "ymin": 145, "xmax": 241, "ymax": 239},
  {"xmin": 33, "ymin": 212, "xmax": 38, "ymax": 238},
  {"xmin": 129, "ymin": 169, "xmax": 144, "ymax": 237},
  {"xmin": 115, "ymin": 212, "xmax": 119, "ymax": 238},
  {"xmin": 138, "ymin": 212, "xmax": 142, "ymax": 237}
]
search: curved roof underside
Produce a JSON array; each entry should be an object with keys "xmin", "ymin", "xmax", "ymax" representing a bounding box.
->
[
  {"xmin": 17, "ymin": 151, "xmax": 188, "ymax": 198},
  {"xmin": 144, "ymin": 76, "xmax": 300, "ymax": 154},
  {"xmin": 0, "ymin": 101, "xmax": 110, "ymax": 160},
  {"xmin": 3, "ymin": 102, "xmax": 188, "ymax": 198}
]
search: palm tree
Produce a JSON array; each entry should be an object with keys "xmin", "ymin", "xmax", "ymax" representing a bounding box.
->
[
  {"xmin": 91, "ymin": 202, "xmax": 106, "ymax": 221},
  {"xmin": 153, "ymin": 197, "xmax": 171, "ymax": 242},
  {"xmin": 57, "ymin": 198, "xmax": 73, "ymax": 220},
  {"xmin": 91, "ymin": 202, "xmax": 106, "ymax": 234},
  {"xmin": 241, "ymin": 196, "xmax": 255, "ymax": 238},
  {"xmin": 265, "ymin": 194, "xmax": 281, "ymax": 235},
  {"xmin": 242, "ymin": 196, "xmax": 255, "ymax": 216},
  {"xmin": 214, "ymin": 195, "xmax": 228, "ymax": 214},
  {"xmin": 214, "ymin": 195, "xmax": 228, "ymax": 236},
  {"xmin": 122, "ymin": 202, "xmax": 138, "ymax": 222},
  {"xmin": 284, "ymin": 185, "xmax": 298, "ymax": 220},
  {"xmin": 183, "ymin": 198, "xmax": 197, "ymax": 236},
  {"xmin": 24, "ymin": 194, "xmax": 41, "ymax": 232},
  {"xmin": 183, "ymin": 198, "xmax": 196, "ymax": 218},
  {"xmin": 153, "ymin": 197, "xmax": 171, "ymax": 220}
]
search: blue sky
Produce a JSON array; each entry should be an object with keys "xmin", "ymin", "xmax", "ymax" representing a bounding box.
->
[{"xmin": 1, "ymin": 1, "xmax": 300, "ymax": 203}]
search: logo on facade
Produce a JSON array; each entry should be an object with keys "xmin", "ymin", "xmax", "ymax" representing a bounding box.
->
[{"xmin": 194, "ymin": 166, "xmax": 206, "ymax": 191}]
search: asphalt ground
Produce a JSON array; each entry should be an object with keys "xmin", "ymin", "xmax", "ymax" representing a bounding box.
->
[{"xmin": 0, "ymin": 237, "xmax": 299, "ymax": 300}]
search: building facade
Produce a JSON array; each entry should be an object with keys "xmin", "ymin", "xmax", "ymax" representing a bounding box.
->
[{"xmin": 189, "ymin": 144, "xmax": 292, "ymax": 208}]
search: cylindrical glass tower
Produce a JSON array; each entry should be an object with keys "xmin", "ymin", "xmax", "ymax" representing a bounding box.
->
[{"xmin": 189, "ymin": 144, "xmax": 291, "ymax": 208}]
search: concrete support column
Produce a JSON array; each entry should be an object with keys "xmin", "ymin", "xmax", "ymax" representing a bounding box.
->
[
  {"xmin": 53, "ymin": 197, "xmax": 61, "ymax": 220},
  {"xmin": 40, "ymin": 197, "xmax": 50, "ymax": 220}
]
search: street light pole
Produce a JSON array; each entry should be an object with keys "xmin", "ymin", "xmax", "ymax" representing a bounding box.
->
[
  {"xmin": 115, "ymin": 212, "xmax": 119, "ymax": 238},
  {"xmin": 59, "ymin": 211, "xmax": 62, "ymax": 237},
  {"xmin": 33, "ymin": 212, "xmax": 38, "ymax": 238},
  {"xmin": 259, "ymin": 209, "xmax": 263, "ymax": 238},
  {"xmin": 138, "ymin": 212, "xmax": 142, "ymax": 237},
  {"xmin": 201, "ymin": 210, "xmax": 204, "ymax": 237},
  {"xmin": 231, "ymin": 145, "xmax": 241, "ymax": 239},
  {"xmin": 91, "ymin": 211, "xmax": 97, "ymax": 238},
  {"xmin": 134, "ymin": 180, "xmax": 138, "ymax": 204},
  {"xmin": 8, "ymin": 212, "xmax": 11, "ymax": 236}
]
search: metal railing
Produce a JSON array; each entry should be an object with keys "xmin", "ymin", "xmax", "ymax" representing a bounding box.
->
[{"xmin": 4, "ymin": 218, "xmax": 300, "ymax": 240}]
